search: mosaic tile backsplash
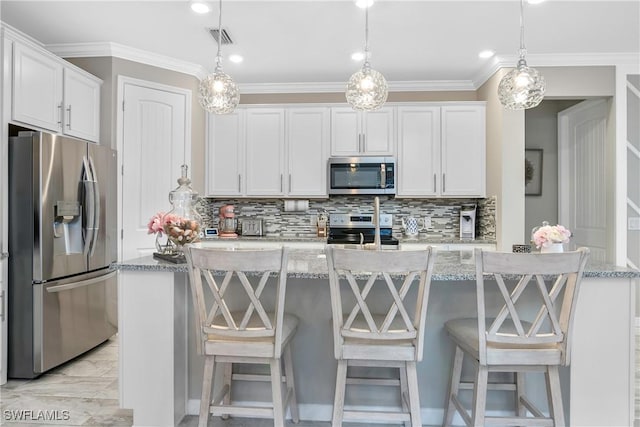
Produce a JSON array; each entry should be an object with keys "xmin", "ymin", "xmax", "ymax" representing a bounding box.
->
[{"xmin": 198, "ymin": 196, "xmax": 496, "ymax": 241}]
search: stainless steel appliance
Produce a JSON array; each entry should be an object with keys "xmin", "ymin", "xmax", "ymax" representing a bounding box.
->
[
  {"xmin": 328, "ymin": 157, "xmax": 396, "ymax": 195},
  {"xmin": 8, "ymin": 130, "xmax": 117, "ymax": 378},
  {"xmin": 460, "ymin": 204, "xmax": 477, "ymax": 240},
  {"xmin": 327, "ymin": 213, "xmax": 398, "ymax": 248}
]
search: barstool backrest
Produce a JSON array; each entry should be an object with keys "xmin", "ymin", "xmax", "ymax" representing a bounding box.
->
[
  {"xmin": 184, "ymin": 246, "xmax": 289, "ymax": 356},
  {"xmin": 474, "ymin": 247, "xmax": 590, "ymax": 365},
  {"xmin": 326, "ymin": 246, "xmax": 435, "ymax": 361}
]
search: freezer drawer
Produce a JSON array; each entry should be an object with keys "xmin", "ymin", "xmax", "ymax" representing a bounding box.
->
[{"xmin": 35, "ymin": 270, "xmax": 117, "ymax": 374}]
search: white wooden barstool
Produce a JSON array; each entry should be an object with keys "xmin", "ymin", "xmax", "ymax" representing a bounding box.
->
[
  {"xmin": 325, "ymin": 246, "xmax": 436, "ymax": 427},
  {"xmin": 184, "ymin": 245, "xmax": 299, "ymax": 427},
  {"xmin": 442, "ymin": 247, "xmax": 590, "ymax": 427}
]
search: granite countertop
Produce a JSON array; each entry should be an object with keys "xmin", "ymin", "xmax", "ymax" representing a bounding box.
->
[{"xmin": 114, "ymin": 248, "xmax": 640, "ymax": 281}]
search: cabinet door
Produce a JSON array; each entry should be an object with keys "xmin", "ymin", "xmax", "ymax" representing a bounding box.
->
[
  {"xmin": 361, "ymin": 107, "xmax": 395, "ymax": 155},
  {"xmin": 206, "ymin": 111, "xmax": 245, "ymax": 196},
  {"xmin": 12, "ymin": 42, "xmax": 63, "ymax": 132},
  {"xmin": 63, "ymin": 67, "xmax": 100, "ymax": 142},
  {"xmin": 330, "ymin": 107, "xmax": 360, "ymax": 156},
  {"xmin": 441, "ymin": 105, "xmax": 486, "ymax": 197},
  {"xmin": 245, "ymin": 109, "xmax": 286, "ymax": 196},
  {"xmin": 287, "ymin": 107, "xmax": 330, "ymax": 197},
  {"xmin": 396, "ymin": 106, "xmax": 440, "ymax": 197}
]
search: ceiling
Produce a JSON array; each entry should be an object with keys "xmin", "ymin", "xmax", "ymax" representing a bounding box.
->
[{"xmin": 1, "ymin": 0, "xmax": 639, "ymax": 88}]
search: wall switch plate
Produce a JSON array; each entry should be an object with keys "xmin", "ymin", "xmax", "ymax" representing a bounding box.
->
[
  {"xmin": 424, "ymin": 216, "xmax": 433, "ymax": 229},
  {"xmin": 629, "ymin": 217, "xmax": 640, "ymax": 230}
]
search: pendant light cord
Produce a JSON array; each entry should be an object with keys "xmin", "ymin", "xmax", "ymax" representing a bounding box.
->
[
  {"xmin": 215, "ymin": 0, "xmax": 223, "ymax": 70},
  {"xmin": 364, "ymin": 5, "xmax": 370, "ymax": 66},
  {"xmin": 519, "ymin": 0, "xmax": 527, "ymax": 58}
]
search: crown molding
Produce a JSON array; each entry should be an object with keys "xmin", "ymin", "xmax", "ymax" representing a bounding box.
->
[
  {"xmin": 41, "ymin": 39, "xmax": 640, "ymax": 94},
  {"xmin": 46, "ymin": 42, "xmax": 208, "ymax": 79}
]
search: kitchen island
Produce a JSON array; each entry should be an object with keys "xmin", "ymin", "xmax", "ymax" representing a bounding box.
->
[{"xmin": 115, "ymin": 243, "xmax": 638, "ymax": 427}]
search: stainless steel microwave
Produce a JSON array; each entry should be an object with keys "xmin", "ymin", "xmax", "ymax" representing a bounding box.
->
[{"xmin": 328, "ymin": 157, "xmax": 396, "ymax": 195}]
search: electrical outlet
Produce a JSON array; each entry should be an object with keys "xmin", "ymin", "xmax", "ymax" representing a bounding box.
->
[
  {"xmin": 629, "ymin": 217, "xmax": 640, "ymax": 230},
  {"xmin": 424, "ymin": 216, "xmax": 433, "ymax": 229}
]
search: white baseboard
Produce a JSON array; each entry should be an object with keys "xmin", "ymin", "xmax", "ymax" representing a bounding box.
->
[{"xmin": 187, "ymin": 399, "xmax": 511, "ymax": 425}]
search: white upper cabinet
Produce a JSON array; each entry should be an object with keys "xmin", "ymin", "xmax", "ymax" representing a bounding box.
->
[
  {"xmin": 396, "ymin": 103, "xmax": 486, "ymax": 198},
  {"xmin": 330, "ymin": 107, "xmax": 394, "ymax": 156},
  {"xmin": 206, "ymin": 106, "xmax": 329, "ymax": 198},
  {"xmin": 11, "ymin": 40, "xmax": 101, "ymax": 142},
  {"xmin": 245, "ymin": 108, "xmax": 286, "ymax": 196},
  {"xmin": 440, "ymin": 105, "xmax": 486, "ymax": 197},
  {"xmin": 287, "ymin": 107, "xmax": 330, "ymax": 197},
  {"xmin": 206, "ymin": 110, "xmax": 245, "ymax": 197},
  {"xmin": 63, "ymin": 67, "xmax": 100, "ymax": 142},
  {"xmin": 397, "ymin": 106, "xmax": 441, "ymax": 197},
  {"xmin": 12, "ymin": 42, "xmax": 63, "ymax": 133}
]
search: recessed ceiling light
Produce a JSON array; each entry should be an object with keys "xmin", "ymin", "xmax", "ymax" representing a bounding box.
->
[
  {"xmin": 355, "ymin": 0, "xmax": 374, "ymax": 9},
  {"xmin": 478, "ymin": 50, "xmax": 495, "ymax": 59},
  {"xmin": 351, "ymin": 52, "xmax": 365, "ymax": 61},
  {"xmin": 527, "ymin": 0, "xmax": 546, "ymax": 4},
  {"xmin": 229, "ymin": 54, "xmax": 243, "ymax": 63},
  {"xmin": 190, "ymin": 1, "xmax": 210, "ymax": 14}
]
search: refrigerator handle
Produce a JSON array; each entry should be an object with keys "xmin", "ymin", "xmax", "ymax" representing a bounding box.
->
[
  {"xmin": 88, "ymin": 156, "xmax": 101, "ymax": 257},
  {"xmin": 82, "ymin": 156, "xmax": 96, "ymax": 257}
]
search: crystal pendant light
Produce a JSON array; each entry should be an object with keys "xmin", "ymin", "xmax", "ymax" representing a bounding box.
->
[
  {"xmin": 199, "ymin": 0, "xmax": 240, "ymax": 114},
  {"xmin": 498, "ymin": 0, "xmax": 545, "ymax": 110},
  {"xmin": 346, "ymin": 2, "xmax": 388, "ymax": 111}
]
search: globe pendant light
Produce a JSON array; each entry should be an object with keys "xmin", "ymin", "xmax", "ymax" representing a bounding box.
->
[
  {"xmin": 498, "ymin": 0, "xmax": 545, "ymax": 110},
  {"xmin": 199, "ymin": 0, "xmax": 240, "ymax": 114},
  {"xmin": 346, "ymin": 2, "xmax": 388, "ymax": 111}
]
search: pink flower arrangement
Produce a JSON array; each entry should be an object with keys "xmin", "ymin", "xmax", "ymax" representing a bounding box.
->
[
  {"xmin": 532, "ymin": 224, "xmax": 571, "ymax": 249},
  {"xmin": 147, "ymin": 212, "xmax": 180, "ymax": 236}
]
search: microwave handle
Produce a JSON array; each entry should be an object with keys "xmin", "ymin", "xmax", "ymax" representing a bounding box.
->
[{"xmin": 380, "ymin": 163, "xmax": 386, "ymax": 189}]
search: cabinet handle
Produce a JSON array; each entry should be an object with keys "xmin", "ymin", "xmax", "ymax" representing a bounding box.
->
[
  {"xmin": 0, "ymin": 290, "xmax": 4, "ymax": 321},
  {"xmin": 238, "ymin": 175, "xmax": 241, "ymax": 193},
  {"xmin": 433, "ymin": 174, "xmax": 436, "ymax": 193},
  {"xmin": 288, "ymin": 174, "xmax": 292, "ymax": 192},
  {"xmin": 66, "ymin": 105, "xmax": 72, "ymax": 129},
  {"xmin": 57, "ymin": 104, "xmax": 63, "ymax": 127},
  {"xmin": 442, "ymin": 173, "xmax": 446, "ymax": 193},
  {"xmin": 362, "ymin": 134, "xmax": 366, "ymax": 152},
  {"xmin": 280, "ymin": 174, "xmax": 284, "ymax": 192}
]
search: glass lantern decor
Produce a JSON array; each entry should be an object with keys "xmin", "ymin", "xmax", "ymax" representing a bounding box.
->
[{"xmin": 163, "ymin": 165, "xmax": 202, "ymax": 250}]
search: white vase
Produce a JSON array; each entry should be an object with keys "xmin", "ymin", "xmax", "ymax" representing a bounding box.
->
[{"xmin": 541, "ymin": 243, "xmax": 564, "ymax": 253}]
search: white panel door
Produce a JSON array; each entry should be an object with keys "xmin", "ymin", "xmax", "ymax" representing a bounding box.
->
[
  {"xmin": 362, "ymin": 107, "xmax": 395, "ymax": 155},
  {"xmin": 120, "ymin": 81, "xmax": 190, "ymax": 261},
  {"xmin": 559, "ymin": 99, "xmax": 610, "ymax": 262},
  {"xmin": 206, "ymin": 111, "xmax": 245, "ymax": 196},
  {"xmin": 12, "ymin": 42, "xmax": 63, "ymax": 132},
  {"xmin": 287, "ymin": 107, "xmax": 330, "ymax": 197},
  {"xmin": 63, "ymin": 67, "xmax": 100, "ymax": 142},
  {"xmin": 441, "ymin": 105, "xmax": 486, "ymax": 197},
  {"xmin": 396, "ymin": 106, "xmax": 440, "ymax": 197},
  {"xmin": 245, "ymin": 108, "xmax": 285, "ymax": 196}
]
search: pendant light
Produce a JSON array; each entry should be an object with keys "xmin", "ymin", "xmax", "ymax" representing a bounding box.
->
[
  {"xmin": 199, "ymin": 0, "xmax": 240, "ymax": 114},
  {"xmin": 498, "ymin": 0, "xmax": 546, "ymax": 110},
  {"xmin": 346, "ymin": 1, "xmax": 388, "ymax": 111}
]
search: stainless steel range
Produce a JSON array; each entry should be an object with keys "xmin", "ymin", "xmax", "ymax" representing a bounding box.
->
[{"xmin": 327, "ymin": 213, "xmax": 399, "ymax": 248}]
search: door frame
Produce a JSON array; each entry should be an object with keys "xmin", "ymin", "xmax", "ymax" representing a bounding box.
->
[{"xmin": 116, "ymin": 76, "xmax": 192, "ymax": 261}]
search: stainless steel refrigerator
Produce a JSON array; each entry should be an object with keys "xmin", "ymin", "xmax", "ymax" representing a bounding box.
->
[{"xmin": 8, "ymin": 130, "xmax": 117, "ymax": 378}]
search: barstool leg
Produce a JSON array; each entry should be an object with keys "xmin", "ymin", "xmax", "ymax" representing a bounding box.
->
[
  {"xmin": 270, "ymin": 358, "xmax": 285, "ymax": 427},
  {"xmin": 546, "ymin": 366, "xmax": 565, "ymax": 426},
  {"xmin": 471, "ymin": 365, "xmax": 488, "ymax": 427},
  {"xmin": 221, "ymin": 362, "xmax": 232, "ymax": 420},
  {"xmin": 443, "ymin": 346, "xmax": 464, "ymax": 427},
  {"xmin": 400, "ymin": 365, "xmax": 410, "ymax": 427},
  {"xmin": 199, "ymin": 355, "xmax": 215, "ymax": 427},
  {"xmin": 284, "ymin": 345, "xmax": 300, "ymax": 423},
  {"xmin": 515, "ymin": 372, "xmax": 526, "ymax": 417},
  {"xmin": 406, "ymin": 361, "xmax": 422, "ymax": 427},
  {"xmin": 332, "ymin": 360, "xmax": 348, "ymax": 427}
]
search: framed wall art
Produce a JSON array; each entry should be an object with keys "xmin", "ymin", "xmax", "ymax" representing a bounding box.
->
[{"xmin": 525, "ymin": 149, "xmax": 543, "ymax": 196}]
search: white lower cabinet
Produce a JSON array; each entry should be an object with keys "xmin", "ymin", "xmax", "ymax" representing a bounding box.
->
[
  {"xmin": 206, "ymin": 106, "xmax": 329, "ymax": 198},
  {"xmin": 11, "ymin": 39, "xmax": 101, "ymax": 142},
  {"xmin": 396, "ymin": 103, "xmax": 486, "ymax": 198}
]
